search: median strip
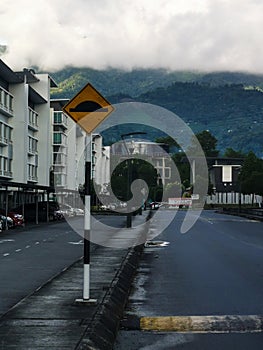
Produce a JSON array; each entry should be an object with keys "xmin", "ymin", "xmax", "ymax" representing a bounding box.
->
[{"xmin": 122, "ymin": 315, "xmax": 263, "ymax": 333}]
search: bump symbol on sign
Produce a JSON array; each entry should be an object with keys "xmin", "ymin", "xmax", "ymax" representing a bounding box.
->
[{"xmin": 69, "ymin": 101, "xmax": 108, "ymax": 113}]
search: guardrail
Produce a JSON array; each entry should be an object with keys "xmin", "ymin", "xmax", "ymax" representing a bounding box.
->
[{"xmin": 222, "ymin": 207, "xmax": 263, "ymax": 221}]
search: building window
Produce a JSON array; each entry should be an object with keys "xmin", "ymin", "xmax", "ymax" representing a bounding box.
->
[
  {"xmin": 54, "ymin": 111, "xmax": 67, "ymax": 126},
  {"xmin": 28, "ymin": 136, "xmax": 38, "ymax": 154},
  {"xmin": 0, "ymin": 156, "xmax": 12, "ymax": 177},
  {"xmin": 53, "ymin": 132, "xmax": 66, "ymax": 145},
  {"xmin": 28, "ymin": 164, "xmax": 38, "ymax": 181}
]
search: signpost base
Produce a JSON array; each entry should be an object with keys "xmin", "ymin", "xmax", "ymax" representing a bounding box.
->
[{"xmin": 75, "ymin": 298, "xmax": 97, "ymax": 305}]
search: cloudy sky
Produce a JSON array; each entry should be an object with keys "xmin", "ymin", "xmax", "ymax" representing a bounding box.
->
[{"xmin": 1, "ymin": 0, "xmax": 263, "ymax": 73}]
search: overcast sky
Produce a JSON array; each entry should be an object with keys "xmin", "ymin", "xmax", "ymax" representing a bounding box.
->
[{"xmin": 1, "ymin": 0, "xmax": 263, "ymax": 73}]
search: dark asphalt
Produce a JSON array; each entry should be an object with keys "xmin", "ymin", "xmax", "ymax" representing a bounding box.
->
[
  {"xmin": 114, "ymin": 210, "xmax": 263, "ymax": 350},
  {"xmin": 0, "ymin": 215, "xmax": 126, "ymax": 317},
  {"xmin": 0, "ymin": 212, "xmax": 147, "ymax": 349}
]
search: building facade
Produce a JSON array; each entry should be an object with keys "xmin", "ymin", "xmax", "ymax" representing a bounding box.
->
[
  {"xmin": 0, "ymin": 59, "xmax": 56, "ymax": 209},
  {"xmin": 0, "ymin": 58, "xmax": 111, "ymax": 213},
  {"xmin": 50, "ymin": 101, "xmax": 110, "ymax": 206},
  {"xmin": 111, "ymin": 140, "xmax": 171, "ymax": 185}
]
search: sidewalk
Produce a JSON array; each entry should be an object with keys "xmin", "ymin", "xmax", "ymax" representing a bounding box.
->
[{"xmin": 0, "ymin": 211, "xmax": 150, "ymax": 350}]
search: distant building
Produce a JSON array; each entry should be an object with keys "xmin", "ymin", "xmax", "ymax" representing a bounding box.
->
[
  {"xmin": 208, "ymin": 157, "xmax": 244, "ymax": 193},
  {"xmin": 111, "ymin": 140, "xmax": 171, "ymax": 185},
  {"xmin": 91, "ymin": 134, "xmax": 110, "ymax": 192}
]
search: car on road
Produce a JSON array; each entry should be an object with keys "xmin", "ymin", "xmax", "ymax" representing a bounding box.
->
[
  {"xmin": 0, "ymin": 215, "xmax": 14, "ymax": 230},
  {"xmin": 73, "ymin": 207, "xmax": 84, "ymax": 216},
  {"xmin": 150, "ymin": 202, "xmax": 161, "ymax": 210},
  {"xmin": 0, "ymin": 209, "xmax": 24, "ymax": 228}
]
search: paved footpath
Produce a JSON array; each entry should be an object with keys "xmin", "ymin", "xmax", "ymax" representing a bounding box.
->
[{"xmin": 0, "ymin": 211, "xmax": 150, "ymax": 350}]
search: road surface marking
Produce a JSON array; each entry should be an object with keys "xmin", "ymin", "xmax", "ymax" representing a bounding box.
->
[
  {"xmin": 0, "ymin": 239, "xmax": 15, "ymax": 244},
  {"xmin": 68, "ymin": 240, "xmax": 83, "ymax": 245},
  {"xmin": 123, "ymin": 315, "xmax": 263, "ymax": 333},
  {"xmin": 140, "ymin": 315, "xmax": 263, "ymax": 333}
]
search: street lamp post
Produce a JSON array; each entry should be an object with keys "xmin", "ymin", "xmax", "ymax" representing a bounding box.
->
[{"xmin": 120, "ymin": 132, "xmax": 147, "ymax": 228}]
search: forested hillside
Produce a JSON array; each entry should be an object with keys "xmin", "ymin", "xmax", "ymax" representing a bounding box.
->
[
  {"xmin": 136, "ymin": 83, "xmax": 263, "ymax": 155},
  {"xmin": 49, "ymin": 67, "xmax": 263, "ymax": 156}
]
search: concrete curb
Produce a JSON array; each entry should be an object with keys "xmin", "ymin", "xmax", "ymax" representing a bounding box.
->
[
  {"xmin": 75, "ymin": 246, "xmax": 144, "ymax": 350},
  {"xmin": 75, "ymin": 212, "xmax": 152, "ymax": 350}
]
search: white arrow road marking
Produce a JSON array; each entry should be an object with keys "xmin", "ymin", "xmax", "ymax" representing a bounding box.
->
[{"xmin": 68, "ymin": 240, "xmax": 84, "ymax": 245}]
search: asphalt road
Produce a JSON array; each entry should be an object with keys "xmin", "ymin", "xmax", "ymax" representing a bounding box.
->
[
  {"xmin": 114, "ymin": 209, "xmax": 263, "ymax": 350},
  {"xmin": 0, "ymin": 215, "xmax": 125, "ymax": 317}
]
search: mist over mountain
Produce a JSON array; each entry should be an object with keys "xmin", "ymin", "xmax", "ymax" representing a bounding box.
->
[{"xmin": 50, "ymin": 67, "xmax": 263, "ymax": 157}]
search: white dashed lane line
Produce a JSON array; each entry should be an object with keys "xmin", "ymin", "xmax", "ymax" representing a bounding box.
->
[
  {"xmin": 1, "ymin": 234, "xmax": 74, "ymax": 258},
  {"xmin": 1, "ymin": 240, "xmax": 44, "ymax": 257}
]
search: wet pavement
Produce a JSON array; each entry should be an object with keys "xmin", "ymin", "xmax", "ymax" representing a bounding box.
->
[{"xmin": 0, "ymin": 212, "xmax": 149, "ymax": 350}]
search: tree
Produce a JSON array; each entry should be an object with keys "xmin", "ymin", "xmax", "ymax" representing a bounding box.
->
[
  {"xmin": 239, "ymin": 151, "xmax": 263, "ymax": 196},
  {"xmin": 223, "ymin": 148, "xmax": 246, "ymax": 158},
  {"xmin": 194, "ymin": 130, "xmax": 219, "ymax": 157},
  {"xmin": 155, "ymin": 136, "xmax": 180, "ymax": 149},
  {"xmin": 171, "ymin": 152, "xmax": 190, "ymax": 186},
  {"xmin": 111, "ymin": 158, "xmax": 159, "ymax": 202}
]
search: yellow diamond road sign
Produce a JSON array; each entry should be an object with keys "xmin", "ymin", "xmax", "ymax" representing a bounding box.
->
[{"xmin": 62, "ymin": 83, "xmax": 114, "ymax": 133}]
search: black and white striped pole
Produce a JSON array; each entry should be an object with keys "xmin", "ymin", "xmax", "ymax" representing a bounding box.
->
[
  {"xmin": 76, "ymin": 134, "xmax": 97, "ymax": 304},
  {"xmin": 62, "ymin": 82, "xmax": 114, "ymax": 304}
]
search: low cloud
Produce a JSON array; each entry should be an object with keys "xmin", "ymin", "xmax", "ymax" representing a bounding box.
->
[{"xmin": 1, "ymin": 0, "xmax": 263, "ymax": 73}]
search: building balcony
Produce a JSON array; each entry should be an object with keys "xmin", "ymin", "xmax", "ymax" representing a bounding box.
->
[
  {"xmin": 28, "ymin": 148, "xmax": 38, "ymax": 156},
  {"xmin": 28, "ymin": 107, "xmax": 39, "ymax": 131},
  {"xmin": 27, "ymin": 175, "xmax": 38, "ymax": 182},
  {"xmin": 54, "ymin": 173, "xmax": 67, "ymax": 187},
  {"xmin": 0, "ymin": 87, "xmax": 14, "ymax": 117},
  {"xmin": 53, "ymin": 132, "xmax": 67, "ymax": 147},
  {"xmin": 53, "ymin": 112, "xmax": 68, "ymax": 130},
  {"xmin": 0, "ymin": 136, "xmax": 8, "ymax": 146},
  {"xmin": 0, "ymin": 169, "xmax": 13, "ymax": 178}
]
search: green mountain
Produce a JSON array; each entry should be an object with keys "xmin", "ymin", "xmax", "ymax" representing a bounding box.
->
[
  {"xmin": 50, "ymin": 67, "xmax": 202, "ymax": 99},
  {"xmin": 137, "ymin": 82, "xmax": 263, "ymax": 156},
  {"xmin": 49, "ymin": 67, "xmax": 263, "ymax": 157}
]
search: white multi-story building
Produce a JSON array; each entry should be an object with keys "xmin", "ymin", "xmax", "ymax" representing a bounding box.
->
[
  {"xmin": 50, "ymin": 99, "xmax": 86, "ymax": 205},
  {"xmin": 0, "ymin": 58, "xmax": 110, "ymax": 212},
  {"xmin": 92, "ymin": 134, "xmax": 110, "ymax": 193},
  {"xmin": 50, "ymin": 101, "xmax": 110, "ymax": 206},
  {"xmin": 0, "ymin": 59, "xmax": 56, "ymax": 208}
]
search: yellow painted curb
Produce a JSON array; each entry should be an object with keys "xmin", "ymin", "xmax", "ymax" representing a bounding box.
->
[{"xmin": 140, "ymin": 315, "xmax": 263, "ymax": 333}]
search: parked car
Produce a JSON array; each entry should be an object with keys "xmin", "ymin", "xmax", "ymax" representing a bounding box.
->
[
  {"xmin": 57, "ymin": 203, "xmax": 75, "ymax": 217},
  {"xmin": 0, "ymin": 209, "xmax": 24, "ymax": 227},
  {"xmin": 0, "ymin": 215, "xmax": 14, "ymax": 230},
  {"xmin": 73, "ymin": 207, "xmax": 84, "ymax": 216},
  {"xmin": 12, "ymin": 201, "xmax": 60, "ymax": 222},
  {"xmin": 150, "ymin": 202, "xmax": 160, "ymax": 210}
]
